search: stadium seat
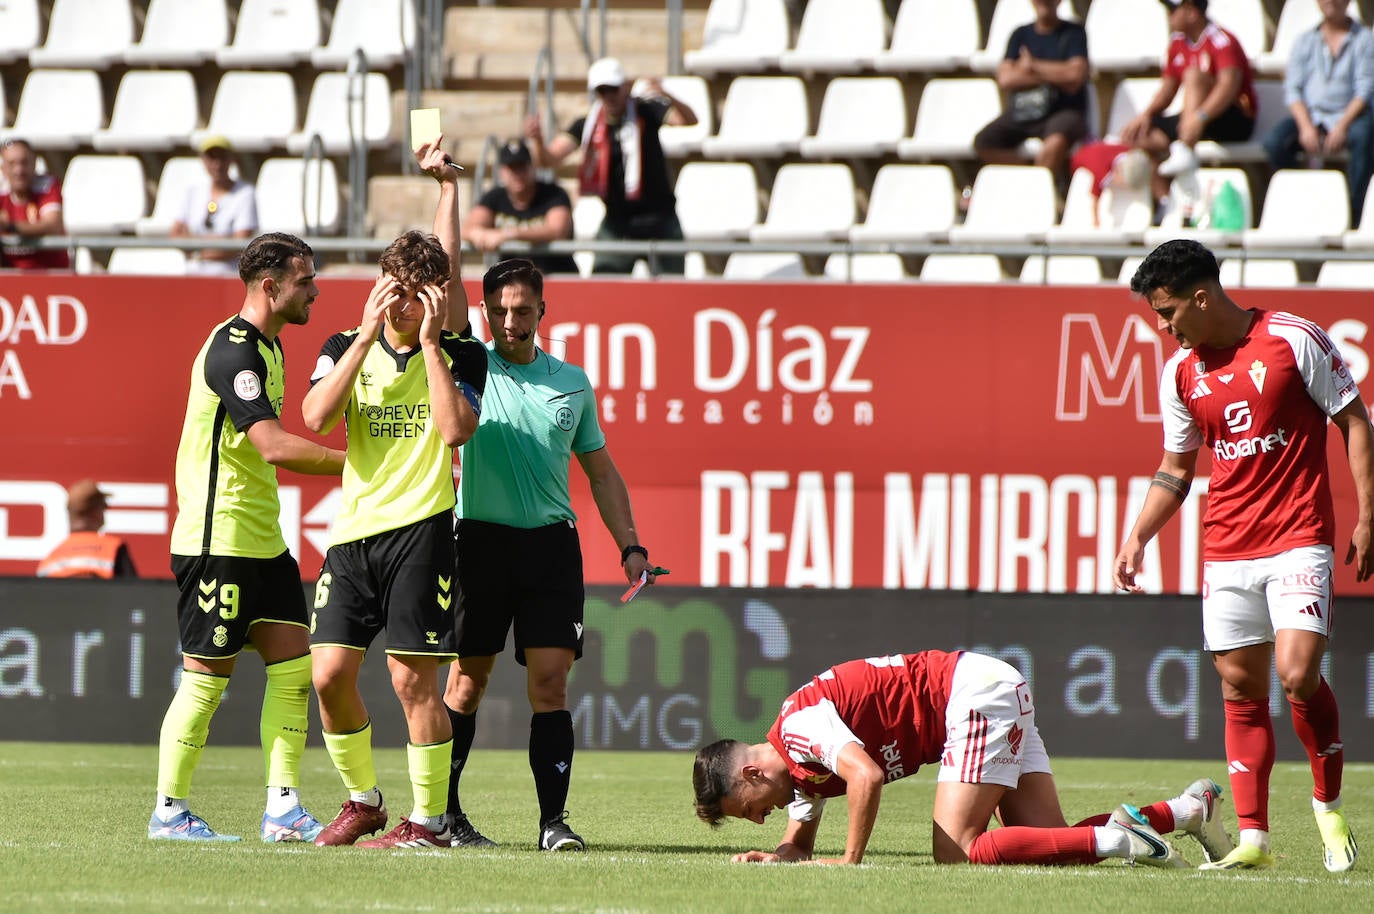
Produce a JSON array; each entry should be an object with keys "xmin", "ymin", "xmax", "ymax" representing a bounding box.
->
[
  {"xmin": 1118, "ymin": 256, "xmax": 1145, "ymax": 284},
  {"xmin": 1084, "ymin": 0, "xmax": 1169, "ymax": 72},
  {"xmin": 778, "ymin": 0, "xmax": 889, "ymax": 74},
  {"xmin": 674, "ymin": 162, "xmax": 759, "ymax": 239},
  {"xmin": 107, "ymin": 247, "xmax": 189, "ymax": 275},
  {"xmin": 125, "ymin": 0, "xmax": 229, "ymax": 66},
  {"xmin": 799, "ymin": 77, "xmax": 907, "ymax": 159},
  {"xmin": 750, "ymin": 163, "xmax": 856, "ymax": 242},
  {"xmin": 312, "ymin": 0, "xmax": 416, "ymax": 69},
  {"xmin": 700, "ymin": 76, "xmax": 809, "ymax": 159},
  {"xmin": 722, "ymin": 252, "xmax": 807, "ymax": 279},
  {"xmin": 255, "ymin": 157, "xmax": 341, "ymax": 235},
  {"xmin": 217, "ymin": 0, "xmax": 322, "ymax": 68},
  {"xmin": 635, "ymin": 76, "xmax": 713, "ymax": 157},
  {"xmin": 1019, "ymin": 254, "xmax": 1104, "ymax": 284},
  {"xmin": 823, "ymin": 253, "xmax": 908, "ymax": 281},
  {"xmin": 0, "ymin": 0, "xmax": 41, "ymax": 65},
  {"xmin": 28, "ymin": 0, "xmax": 133, "ymax": 68},
  {"xmin": 91, "ymin": 71, "xmax": 200, "ymax": 153},
  {"xmin": 6, "ymin": 69, "xmax": 104, "ymax": 150},
  {"xmin": 684, "ymin": 0, "xmax": 790, "ymax": 75},
  {"xmin": 572, "ymin": 194, "xmax": 605, "ymax": 277},
  {"xmin": 1220, "ymin": 257, "xmax": 1300, "ymax": 287},
  {"xmin": 192, "ymin": 72, "xmax": 299, "ymax": 154},
  {"xmin": 874, "ymin": 0, "xmax": 980, "ymax": 74},
  {"xmin": 971, "ymin": 0, "xmax": 1078, "ymax": 73},
  {"xmin": 1104, "ymin": 78, "xmax": 1180, "ymax": 141},
  {"xmin": 1194, "ymin": 80, "xmax": 1285, "ymax": 163},
  {"xmin": 849, "ymin": 164, "xmax": 957, "ymax": 243},
  {"xmin": 896, "ymin": 78, "xmax": 1002, "ymax": 161},
  {"xmin": 1143, "ymin": 167, "xmax": 1253, "ymax": 247},
  {"xmin": 1243, "ymin": 170, "xmax": 1349, "ymax": 249},
  {"xmin": 920, "ymin": 253, "xmax": 1005, "ymax": 282},
  {"xmin": 1342, "ymin": 191, "xmax": 1374, "ymax": 250},
  {"xmin": 1260, "ymin": 0, "xmax": 1357, "ymax": 75},
  {"xmin": 136, "ymin": 157, "xmax": 212, "ymax": 237},
  {"xmin": 683, "ymin": 252, "xmax": 710, "ymax": 279},
  {"xmin": 1206, "ymin": 0, "xmax": 1268, "ymax": 67},
  {"xmin": 62, "ymin": 155, "xmax": 146, "ymax": 234},
  {"xmin": 1315, "ymin": 259, "xmax": 1374, "ymax": 287},
  {"xmin": 286, "ymin": 72, "xmax": 392, "ymax": 155},
  {"xmin": 1046, "ymin": 166, "xmax": 1153, "ymax": 246},
  {"xmin": 947, "ymin": 165, "xmax": 1058, "ymax": 244}
]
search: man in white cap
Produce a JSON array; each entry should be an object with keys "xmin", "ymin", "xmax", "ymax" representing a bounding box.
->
[
  {"xmin": 524, "ymin": 56, "xmax": 696, "ymax": 274},
  {"xmin": 170, "ymin": 135, "xmax": 259, "ymax": 276}
]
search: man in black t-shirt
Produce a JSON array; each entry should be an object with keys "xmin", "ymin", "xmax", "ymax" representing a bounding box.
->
[
  {"xmin": 466, "ymin": 140, "xmax": 578, "ymax": 275},
  {"xmin": 973, "ymin": 0, "xmax": 1090, "ymax": 191},
  {"xmin": 525, "ymin": 57, "xmax": 698, "ymax": 275}
]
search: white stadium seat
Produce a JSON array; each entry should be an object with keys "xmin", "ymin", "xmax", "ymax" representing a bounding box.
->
[
  {"xmin": 137, "ymin": 157, "xmax": 213, "ymax": 237},
  {"xmin": 1020, "ymin": 254, "xmax": 1104, "ymax": 284},
  {"xmin": 125, "ymin": 0, "xmax": 229, "ymax": 66},
  {"xmin": 62, "ymin": 155, "xmax": 147, "ymax": 234},
  {"xmin": 849, "ymin": 164, "xmax": 957, "ymax": 243},
  {"xmin": 92, "ymin": 71, "xmax": 200, "ymax": 153},
  {"xmin": 779, "ymin": 0, "xmax": 889, "ymax": 74},
  {"xmin": 286, "ymin": 72, "xmax": 393, "ymax": 155},
  {"xmin": 1316, "ymin": 260, "xmax": 1374, "ymax": 288},
  {"xmin": 1046, "ymin": 164, "xmax": 1153, "ymax": 246},
  {"xmin": 1243, "ymin": 170, "xmax": 1349, "ymax": 249},
  {"xmin": 947, "ymin": 165, "xmax": 1058, "ymax": 245},
  {"xmin": 897, "ymin": 79, "xmax": 1001, "ymax": 161},
  {"xmin": 1085, "ymin": 0, "xmax": 1169, "ymax": 72},
  {"xmin": 217, "ymin": 0, "xmax": 321, "ymax": 68},
  {"xmin": 1220, "ymin": 257, "xmax": 1299, "ymax": 287},
  {"xmin": 255, "ymin": 157, "xmax": 341, "ymax": 235},
  {"xmin": 0, "ymin": 0, "xmax": 41, "ymax": 65},
  {"xmin": 674, "ymin": 162, "xmax": 759, "ymax": 239},
  {"xmin": 107, "ymin": 247, "xmax": 189, "ymax": 275},
  {"xmin": 722, "ymin": 252, "xmax": 807, "ymax": 279},
  {"xmin": 6, "ymin": 70, "xmax": 104, "ymax": 150},
  {"xmin": 700, "ymin": 77, "xmax": 809, "ymax": 159},
  {"xmin": 572, "ymin": 195, "xmax": 605, "ymax": 277},
  {"xmin": 799, "ymin": 77, "xmax": 907, "ymax": 159},
  {"xmin": 750, "ymin": 163, "xmax": 856, "ymax": 242},
  {"xmin": 192, "ymin": 72, "xmax": 299, "ymax": 153},
  {"xmin": 637, "ymin": 76, "xmax": 713, "ymax": 157},
  {"xmin": 920, "ymin": 253, "xmax": 1005, "ymax": 282},
  {"xmin": 875, "ymin": 0, "xmax": 980, "ymax": 74},
  {"xmin": 684, "ymin": 0, "xmax": 790, "ymax": 75},
  {"xmin": 29, "ymin": 0, "xmax": 133, "ymax": 68},
  {"xmin": 823, "ymin": 253, "xmax": 908, "ymax": 282},
  {"xmin": 312, "ymin": 0, "xmax": 416, "ymax": 69}
]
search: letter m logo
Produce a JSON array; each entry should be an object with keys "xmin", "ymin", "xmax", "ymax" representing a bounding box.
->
[{"xmin": 1056, "ymin": 314, "xmax": 1163, "ymax": 422}]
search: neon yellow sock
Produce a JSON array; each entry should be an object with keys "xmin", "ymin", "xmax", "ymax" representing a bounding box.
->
[
  {"xmin": 323, "ymin": 722, "xmax": 378, "ymax": 795},
  {"xmin": 156, "ymin": 669, "xmax": 229, "ymax": 798},
  {"xmin": 408, "ymin": 739, "xmax": 453, "ymax": 820},
  {"xmin": 262, "ymin": 653, "xmax": 311, "ymax": 789}
]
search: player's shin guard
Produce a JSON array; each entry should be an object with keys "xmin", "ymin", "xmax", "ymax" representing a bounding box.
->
[
  {"xmin": 967, "ymin": 827, "xmax": 1098, "ymax": 865},
  {"xmin": 1288, "ymin": 677, "xmax": 1343, "ymax": 803},
  {"xmin": 323, "ymin": 722, "xmax": 379, "ymax": 794},
  {"xmin": 261, "ymin": 654, "xmax": 311, "ymax": 788},
  {"xmin": 530, "ymin": 710, "xmax": 574, "ymax": 824},
  {"xmin": 445, "ymin": 706, "xmax": 477, "ymax": 815},
  {"xmin": 157, "ymin": 669, "xmax": 229, "ymax": 798},
  {"xmin": 408, "ymin": 739, "xmax": 453, "ymax": 820},
  {"xmin": 1224, "ymin": 698, "xmax": 1275, "ymax": 832}
]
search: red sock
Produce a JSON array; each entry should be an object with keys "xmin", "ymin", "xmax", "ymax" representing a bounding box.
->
[
  {"xmin": 1224, "ymin": 698, "xmax": 1274, "ymax": 832},
  {"xmin": 1072, "ymin": 803, "xmax": 1174, "ymax": 833},
  {"xmin": 967, "ymin": 826, "xmax": 1099, "ymax": 865},
  {"xmin": 1288, "ymin": 677, "xmax": 1343, "ymax": 803}
]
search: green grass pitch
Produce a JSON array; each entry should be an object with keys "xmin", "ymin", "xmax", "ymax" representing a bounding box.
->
[{"xmin": 2, "ymin": 743, "xmax": 1369, "ymax": 913}]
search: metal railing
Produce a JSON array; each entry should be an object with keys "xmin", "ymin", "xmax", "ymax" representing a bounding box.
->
[
  {"xmin": 344, "ymin": 49, "xmax": 370, "ymax": 244},
  {"xmin": 527, "ymin": 44, "xmax": 559, "ymax": 151}
]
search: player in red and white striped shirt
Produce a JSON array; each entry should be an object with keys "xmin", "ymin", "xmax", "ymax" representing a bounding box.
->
[
  {"xmin": 1117, "ymin": 239, "xmax": 1373, "ymax": 872},
  {"xmin": 693, "ymin": 650, "xmax": 1229, "ymax": 867}
]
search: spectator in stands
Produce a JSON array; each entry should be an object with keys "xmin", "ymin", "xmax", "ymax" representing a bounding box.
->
[
  {"xmin": 972, "ymin": 0, "xmax": 1090, "ymax": 194},
  {"xmin": 0, "ymin": 139, "xmax": 71, "ymax": 270},
  {"xmin": 170, "ymin": 136, "xmax": 258, "ymax": 276},
  {"xmin": 1119, "ymin": 0, "xmax": 1256, "ymax": 195},
  {"xmin": 37, "ymin": 479, "xmax": 138, "ymax": 579},
  {"xmin": 1069, "ymin": 141, "xmax": 1155, "ymax": 228},
  {"xmin": 524, "ymin": 56, "xmax": 696, "ymax": 275},
  {"xmin": 1262, "ymin": 0, "xmax": 1374, "ymax": 227},
  {"xmin": 465, "ymin": 139, "xmax": 578, "ymax": 275}
]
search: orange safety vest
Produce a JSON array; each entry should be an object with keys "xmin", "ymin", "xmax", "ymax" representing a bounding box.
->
[{"xmin": 36, "ymin": 531, "xmax": 126, "ymax": 579}]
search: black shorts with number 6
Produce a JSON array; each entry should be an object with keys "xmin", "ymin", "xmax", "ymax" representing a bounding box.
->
[
  {"xmin": 171, "ymin": 551, "xmax": 308, "ymax": 660},
  {"xmin": 310, "ymin": 510, "xmax": 458, "ymax": 658}
]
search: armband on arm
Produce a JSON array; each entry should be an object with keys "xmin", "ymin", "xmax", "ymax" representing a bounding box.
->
[{"xmin": 1151, "ymin": 471, "xmax": 1190, "ymax": 501}]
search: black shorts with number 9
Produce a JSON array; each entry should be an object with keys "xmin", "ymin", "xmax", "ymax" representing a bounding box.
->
[
  {"xmin": 310, "ymin": 510, "xmax": 458, "ymax": 657},
  {"xmin": 171, "ymin": 551, "xmax": 308, "ymax": 660}
]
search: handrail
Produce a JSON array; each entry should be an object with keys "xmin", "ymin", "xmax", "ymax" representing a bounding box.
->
[
  {"xmin": 578, "ymin": 0, "xmax": 608, "ymax": 62},
  {"xmin": 527, "ymin": 44, "xmax": 558, "ymax": 158},
  {"xmin": 666, "ymin": 0, "xmax": 683, "ymax": 75},
  {"xmin": 302, "ymin": 133, "xmax": 328, "ymax": 235},
  {"xmin": 472, "ymin": 134, "xmax": 503, "ymax": 196},
  {"xmin": 423, "ymin": 0, "xmax": 444, "ymax": 89},
  {"xmin": 345, "ymin": 48, "xmax": 369, "ymax": 248},
  {"xmin": 401, "ymin": 0, "xmax": 424, "ymax": 174}
]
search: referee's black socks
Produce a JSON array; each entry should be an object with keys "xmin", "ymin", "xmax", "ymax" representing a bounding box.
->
[
  {"xmin": 530, "ymin": 709, "xmax": 574, "ymax": 824},
  {"xmin": 445, "ymin": 705, "xmax": 477, "ymax": 816}
]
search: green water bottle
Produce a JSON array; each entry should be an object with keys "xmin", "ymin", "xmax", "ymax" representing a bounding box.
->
[{"xmin": 1209, "ymin": 180, "xmax": 1245, "ymax": 231}]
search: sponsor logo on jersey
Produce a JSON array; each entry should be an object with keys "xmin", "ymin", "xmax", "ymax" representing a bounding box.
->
[
  {"xmin": 360, "ymin": 401, "xmax": 431, "ymax": 438},
  {"xmin": 1007, "ymin": 721, "xmax": 1024, "ymax": 758},
  {"xmin": 880, "ymin": 740, "xmax": 905, "ymax": 782},
  {"xmin": 1223, "ymin": 401, "xmax": 1252, "ymax": 434},
  {"xmin": 1213, "ymin": 427, "xmax": 1290, "ymax": 461},
  {"xmin": 1191, "ymin": 379, "xmax": 1211, "ymax": 400}
]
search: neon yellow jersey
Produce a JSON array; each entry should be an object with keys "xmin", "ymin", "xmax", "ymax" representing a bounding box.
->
[
  {"xmin": 170, "ymin": 316, "xmax": 288, "ymax": 558},
  {"xmin": 457, "ymin": 345, "xmax": 605, "ymax": 528},
  {"xmin": 314, "ymin": 329, "xmax": 488, "ymax": 545}
]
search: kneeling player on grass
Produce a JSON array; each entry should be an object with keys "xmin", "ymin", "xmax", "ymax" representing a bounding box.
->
[{"xmin": 694, "ymin": 649, "xmax": 1233, "ymax": 867}]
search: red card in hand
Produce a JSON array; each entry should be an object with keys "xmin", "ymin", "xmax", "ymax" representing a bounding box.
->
[{"xmin": 621, "ymin": 571, "xmax": 649, "ymax": 604}]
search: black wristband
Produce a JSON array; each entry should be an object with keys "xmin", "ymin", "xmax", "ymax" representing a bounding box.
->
[{"xmin": 621, "ymin": 544, "xmax": 648, "ymax": 564}]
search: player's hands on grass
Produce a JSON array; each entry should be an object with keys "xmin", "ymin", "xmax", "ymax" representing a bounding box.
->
[
  {"xmin": 361, "ymin": 275, "xmax": 398, "ymax": 341},
  {"xmin": 731, "ymin": 850, "xmax": 782, "ymax": 864},
  {"xmin": 418, "ymin": 283, "xmax": 448, "ymax": 348}
]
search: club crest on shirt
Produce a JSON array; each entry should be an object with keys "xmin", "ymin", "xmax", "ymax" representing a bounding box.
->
[{"xmin": 1249, "ymin": 359, "xmax": 1267, "ymax": 393}]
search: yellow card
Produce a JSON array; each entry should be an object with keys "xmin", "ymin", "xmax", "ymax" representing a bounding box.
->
[{"xmin": 409, "ymin": 108, "xmax": 442, "ymax": 152}]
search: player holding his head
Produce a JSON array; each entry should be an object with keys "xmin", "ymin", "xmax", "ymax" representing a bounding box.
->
[
  {"xmin": 694, "ymin": 649, "xmax": 1230, "ymax": 868},
  {"xmin": 304, "ymin": 139, "xmax": 487, "ymax": 849},
  {"xmin": 1116, "ymin": 239, "xmax": 1372, "ymax": 871},
  {"xmin": 150, "ymin": 232, "xmax": 345, "ymax": 843}
]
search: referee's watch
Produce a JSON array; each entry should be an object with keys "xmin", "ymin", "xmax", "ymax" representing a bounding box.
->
[{"xmin": 621, "ymin": 544, "xmax": 648, "ymax": 565}]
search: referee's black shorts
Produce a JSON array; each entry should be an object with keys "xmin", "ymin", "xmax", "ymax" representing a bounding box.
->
[{"xmin": 455, "ymin": 518, "xmax": 585, "ymax": 665}]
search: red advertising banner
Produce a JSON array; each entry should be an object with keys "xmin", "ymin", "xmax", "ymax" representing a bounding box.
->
[{"xmin": 1, "ymin": 274, "xmax": 1370, "ymax": 595}]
